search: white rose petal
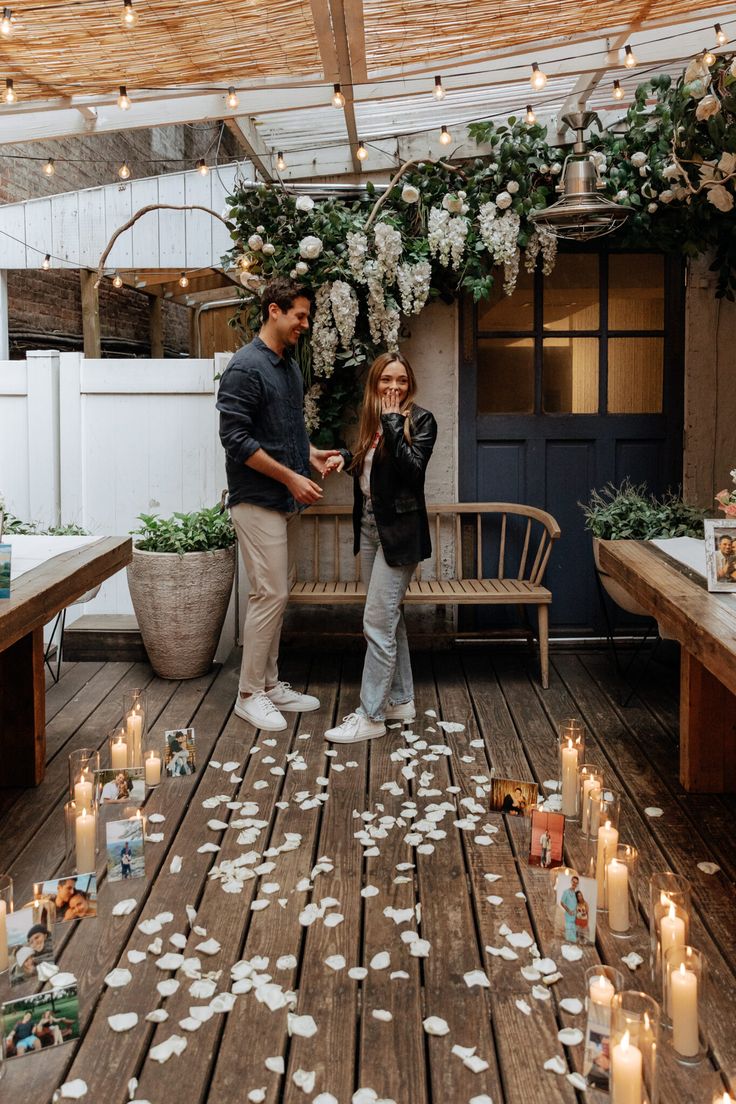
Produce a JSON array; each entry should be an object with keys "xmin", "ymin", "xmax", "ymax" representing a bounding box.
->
[
  {"xmin": 560, "ymin": 998, "xmax": 584, "ymax": 1015},
  {"xmin": 288, "ymin": 1013, "xmax": 318, "ymax": 1038},
  {"xmin": 108, "ymin": 1013, "xmax": 139, "ymax": 1033},
  {"xmin": 558, "ymin": 1027, "xmax": 584, "ymax": 1046},
  {"xmin": 697, "ymin": 861, "xmax": 721, "ymax": 875},
  {"xmin": 59, "ymin": 1080, "xmax": 88, "ymax": 1099},
  {"xmin": 423, "ymin": 1016, "xmax": 450, "ymax": 1036},
  {"xmin": 104, "ymin": 968, "xmax": 132, "ymax": 988},
  {"xmin": 148, "ymin": 1034, "xmax": 187, "ymax": 1064},
  {"xmin": 544, "ymin": 1056, "xmax": 567, "ymax": 1075}
]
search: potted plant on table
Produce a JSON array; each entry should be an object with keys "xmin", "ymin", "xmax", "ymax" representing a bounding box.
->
[{"xmin": 127, "ymin": 506, "xmax": 236, "ymax": 679}]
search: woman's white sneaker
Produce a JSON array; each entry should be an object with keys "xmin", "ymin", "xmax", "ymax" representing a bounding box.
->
[
  {"xmin": 234, "ymin": 691, "xmax": 287, "ymax": 731},
  {"xmin": 385, "ymin": 699, "xmax": 416, "ymax": 723},
  {"xmin": 266, "ymin": 681, "xmax": 320, "ymax": 712},
  {"xmin": 324, "ymin": 712, "xmax": 386, "ymax": 743}
]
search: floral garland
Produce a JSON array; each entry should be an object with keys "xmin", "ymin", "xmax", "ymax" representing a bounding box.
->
[{"xmin": 223, "ymin": 54, "xmax": 736, "ymax": 444}]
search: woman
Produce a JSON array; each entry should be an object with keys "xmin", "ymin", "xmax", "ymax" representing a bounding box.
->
[
  {"xmin": 575, "ymin": 889, "xmax": 590, "ymax": 942},
  {"xmin": 323, "ymin": 352, "xmax": 437, "ymax": 744}
]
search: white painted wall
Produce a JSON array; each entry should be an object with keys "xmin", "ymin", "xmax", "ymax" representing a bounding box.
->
[{"xmin": 0, "ymin": 351, "xmax": 60, "ymax": 527}]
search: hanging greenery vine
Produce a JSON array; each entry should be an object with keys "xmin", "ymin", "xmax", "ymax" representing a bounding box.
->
[{"xmin": 222, "ymin": 54, "xmax": 736, "ymax": 444}]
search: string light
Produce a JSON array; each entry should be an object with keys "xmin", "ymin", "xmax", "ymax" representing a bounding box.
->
[
  {"xmin": 3, "ymin": 77, "xmax": 15, "ymax": 103},
  {"xmin": 117, "ymin": 85, "xmax": 131, "ymax": 110},
  {"xmin": 331, "ymin": 83, "xmax": 345, "ymax": 108},
  {"xmin": 178, "ymin": 272, "xmax": 190, "ymax": 288},
  {"xmin": 112, "ymin": 272, "xmax": 123, "ymax": 287},
  {"xmin": 702, "ymin": 47, "xmax": 716, "ymax": 66},
  {"xmin": 276, "ymin": 151, "xmax": 286, "ymax": 171},
  {"xmin": 433, "ymin": 75, "xmax": 446, "ymax": 100},
  {"xmin": 118, "ymin": 160, "xmax": 131, "ymax": 179},
  {"xmin": 356, "ymin": 140, "xmax": 367, "ymax": 161},
  {"xmin": 525, "ymin": 104, "xmax": 536, "ymax": 124},
  {"xmin": 226, "ymin": 86, "xmax": 239, "ymax": 109},
  {"xmin": 439, "ymin": 124, "xmax": 451, "ymax": 145},
  {"xmin": 613, "ymin": 78, "xmax": 625, "ymax": 100},
  {"xmin": 196, "ymin": 158, "xmax": 209, "ymax": 175},
  {"xmin": 0, "ymin": 8, "xmax": 12, "ymax": 35},
  {"xmin": 624, "ymin": 45, "xmax": 637, "ymax": 68},
  {"xmin": 121, "ymin": 0, "xmax": 137, "ymax": 27},
  {"xmin": 42, "ymin": 157, "xmax": 55, "ymax": 176},
  {"xmin": 530, "ymin": 62, "xmax": 548, "ymax": 90},
  {"xmin": 715, "ymin": 23, "xmax": 728, "ymax": 45},
  {"xmin": 41, "ymin": 254, "xmax": 51, "ymax": 270}
]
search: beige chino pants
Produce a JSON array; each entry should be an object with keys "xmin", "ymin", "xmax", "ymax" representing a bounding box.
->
[{"xmin": 230, "ymin": 502, "xmax": 300, "ymax": 695}]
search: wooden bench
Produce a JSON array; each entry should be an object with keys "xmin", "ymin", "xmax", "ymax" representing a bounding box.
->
[{"xmin": 290, "ymin": 503, "xmax": 561, "ymax": 688}]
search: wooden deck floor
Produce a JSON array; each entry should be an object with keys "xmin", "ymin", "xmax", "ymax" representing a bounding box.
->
[{"xmin": 2, "ymin": 645, "xmax": 735, "ymax": 1103}]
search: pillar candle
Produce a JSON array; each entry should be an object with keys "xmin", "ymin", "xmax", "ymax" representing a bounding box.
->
[
  {"xmin": 611, "ymin": 1031, "xmax": 643, "ymax": 1104},
  {"xmin": 596, "ymin": 821, "xmax": 619, "ymax": 906},
  {"xmin": 670, "ymin": 962, "xmax": 699, "ymax": 1057},
  {"xmin": 75, "ymin": 808, "xmax": 96, "ymax": 873},
  {"xmin": 607, "ymin": 857, "xmax": 630, "ymax": 932},
  {"xmin": 74, "ymin": 769, "xmax": 93, "ymax": 809},
  {"xmin": 581, "ymin": 778, "xmax": 600, "ymax": 834},
  {"xmin": 589, "ymin": 791, "xmax": 603, "ymax": 837},
  {"xmin": 589, "ymin": 973, "xmax": 615, "ymax": 1009},
  {"xmin": 127, "ymin": 709, "xmax": 143, "ymax": 763},
  {"xmin": 0, "ymin": 900, "xmax": 8, "ymax": 973},
  {"xmin": 661, "ymin": 904, "xmax": 686, "ymax": 958},
  {"xmin": 561, "ymin": 739, "xmax": 579, "ymax": 816},
  {"xmin": 145, "ymin": 751, "xmax": 161, "ymax": 787},
  {"xmin": 111, "ymin": 737, "xmax": 128, "ymax": 769}
]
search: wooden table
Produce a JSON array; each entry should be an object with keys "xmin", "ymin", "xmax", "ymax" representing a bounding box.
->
[
  {"xmin": 0, "ymin": 536, "xmax": 132, "ymax": 787},
  {"xmin": 599, "ymin": 539, "xmax": 736, "ymax": 793}
]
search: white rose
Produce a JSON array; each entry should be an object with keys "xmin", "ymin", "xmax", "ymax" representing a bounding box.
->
[
  {"xmin": 615, "ymin": 190, "xmax": 629, "ymax": 201},
  {"xmin": 706, "ymin": 183, "xmax": 734, "ymax": 212},
  {"xmin": 401, "ymin": 184, "xmax": 420, "ymax": 203},
  {"xmin": 631, "ymin": 152, "xmax": 647, "ymax": 168},
  {"xmin": 295, "ymin": 195, "xmax": 315, "ymax": 212},
  {"xmin": 687, "ymin": 79, "xmax": 709, "ymax": 101},
  {"xmin": 262, "ymin": 243, "xmax": 275, "ymax": 255},
  {"xmin": 495, "ymin": 191, "xmax": 513, "ymax": 209},
  {"xmin": 298, "ymin": 235, "xmax": 323, "ymax": 260},
  {"xmin": 647, "ymin": 203, "xmax": 658, "ymax": 213},
  {"xmin": 289, "ymin": 269, "xmax": 297, "ymax": 278},
  {"xmin": 550, "ymin": 162, "xmax": 562, "ymax": 176},
  {"xmin": 256, "ymin": 225, "xmax": 265, "ymax": 233},
  {"xmin": 240, "ymin": 272, "xmax": 264, "ymax": 291},
  {"xmin": 663, "ymin": 163, "xmax": 681, "ymax": 180},
  {"xmin": 506, "ymin": 180, "xmax": 520, "ymax": 194},
  {"xmin": 659, "ymin": 189, "xmax": 674, "ymax": 203},
  {"xmin": 718, "ymin": 152, "xmax": 736, "ymax": 175},
  {"xmin": 457, "ymin": 190, "xmax": 467, "ymax": 199},
  {"xmin": 696, "ymin": 95, "xmax": 720, "ymax": 121},
  {"xmin": 295, "ymin": 260, "xmax": 309, "ymax": 274},
  {"xmin": 539, "ymin": 163, "xmax": 549, "ymax": 174},
  {"xmin": 247, "ymin": 233, "xmax": 263, "ymax": 251},
  {"xmin": 685, "ymin": 58, "xmax": 710, "ymax": 84},
  {"xmin": 442, "ymin": 193, "xmax": 464, "ymax": 213},
  {"xmin": 731, "ymin": 59, "xmax": 736, "ymax": 78}
]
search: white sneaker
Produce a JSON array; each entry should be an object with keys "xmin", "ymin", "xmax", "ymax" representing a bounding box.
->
[
  {"xmin": 325, "ymin": 712, "xmax": 386, "ymax": 744},
  {"xmin": 234, "ymin": 691, "xmax": 287, "ymax": 731},
  {"xmin": 266, "ymin": 681, "xmax": 320, "ymax": 712},
  {"xmin": 386, "ymin": 699, "xmax": 416, "ymax": 723}
]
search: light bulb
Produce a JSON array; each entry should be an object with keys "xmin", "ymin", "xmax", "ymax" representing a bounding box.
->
[
  {"xmin": 356, "ymin": 141, "xmax": 367, "ymax": 161},
  {"xmin": 613, "ymin": 79, "xmax": 624, "ymax": 101},
  {"xmin": 226, "ymin": 86, "xmax": 239, "ymax": 109},
  {"xmin": 276, "ymin": 151, "xmax": 286, "ymax": 171},
  {"xmin": 118, "ymin": 160, "xmax": 131, "ymax": 179},
  {"xmin": 3, "ymin": 76, "xmax": 15, "ymax": 103},
  {"xmin": 197, "ymin": 158, "xmax": 209, "ymax": 175},
  {"xmin": 112, "ymin": 272, "xmax": 123, "ymax": 287},
  {"xmin": 117, "ymin": 85, "xmax": 131, "ymax": 110},
  {"xmin": 525, "ymin": 104, "xmax": 536, "ymax": 125},
  {"xmin": 42, "ymin": 254, "xmax": 51, "ymax": 270},
  {"xmin": 530, "ymin": 62, "xmax": 547, "ymax": 90},
  {"xmin": 433, "ymin": 75, "xmax": 446, "ymax": 100},
  {"xmin": 624, "ymin": 45, "xmax": 637, "ymax": 68},
  {"xmin": 702, "ymin": 47, "xmax": 716, "ymax": 66},
  {"xmin": 715, "ymin": 23, "xmax": 728, "ymax": 45},
  {"xmin": 439, "ymin": 125, "xmax": 451, "ymax": 145},
  {"xmin": 43, "ymin": 158, "xmax": 55, "ymax": 176},
  {"xmin": 178, "ymin": 272, "xmax": 189, "ymax": 288},
  {"xmin": 1, "ymin": 8, "xmax": 12, "ymax": 35},
  {"xmin": 331, "ymin": 83, "xmax": 345, "ymax": 108},
  {"xmin": 121, "ymin": 0, "xmax": 137, "ymax": 27}
]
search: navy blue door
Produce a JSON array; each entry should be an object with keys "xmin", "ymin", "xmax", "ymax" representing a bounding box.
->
[{"xmin": 458, "ymin": 250, "xmax": 685, "ymax": 634}]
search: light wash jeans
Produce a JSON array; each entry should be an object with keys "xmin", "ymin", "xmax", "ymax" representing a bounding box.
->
[{"xmin": 357, "ymin": 500, "xmax": 416, "ymax": 721}]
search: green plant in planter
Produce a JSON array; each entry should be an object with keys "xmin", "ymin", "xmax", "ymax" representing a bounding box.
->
[
  {"xmin": 132, "ymin": 507, "xmax": 235, "ymax": 554},
  {"xmin": 580, "ymin": 480, "xmax": 704, "ymax": 540}
]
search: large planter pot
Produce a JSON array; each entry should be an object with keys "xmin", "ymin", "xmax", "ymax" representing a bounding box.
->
[
  {"xmin": 593, "ymin": 537, "xmax": 650, "ymax": 618},
  {"xmin": 127, "ymin": 545, "xmax": 236, "ymax": 679}
]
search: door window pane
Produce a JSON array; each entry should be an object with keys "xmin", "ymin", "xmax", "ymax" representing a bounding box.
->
[
  {"xmin": 477, "ymin": 267, "xmax": 534, "ymax": 331},
  {"xmin": 543, "ymin": 338, "xmax": 598, "ymax": 413},
  {"xmin": 477, "ymin": 338, "xmax": 534, "ymax": 413},
  {"xmin": 543, "ymin": 254, "xmax": 599, "ymax": 331},
  {"xmin": 609, "ymin": 254, "xmax": 664, "ymax": 330},
  {"xmin": 607, "ymin": 337, "xmax": 664, "ymax": 412}
]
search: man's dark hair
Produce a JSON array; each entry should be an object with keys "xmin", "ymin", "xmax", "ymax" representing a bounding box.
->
[{"xmin": 260, "ymin": 278, "xmax": 313, "ymax": 324}]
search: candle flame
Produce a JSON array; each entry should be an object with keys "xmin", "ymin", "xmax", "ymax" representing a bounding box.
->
[
  {"xmin": 604, "ymin": 819, "xmax": 611, "ymax": 830},
  {"xmin": 668, "ymin": 903, "xmax": 676, "ymax": 921},
  {"xmin": 660, "ymin": 891, "xmax": 670, "ymax": 907},
  {"xmin": 678, "ymin": 962, "xmax": 686, "ymax": 976},
  {"xmin": 567, "ymin": 737, "xmax": 573, "ymax": 750},
  {"xmin": 621, "ymin": 1030, "xmax": 630, "ymax": 1051}
]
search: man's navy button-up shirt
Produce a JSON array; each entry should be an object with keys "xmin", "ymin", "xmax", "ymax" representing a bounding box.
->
[{"xmin": 216, "ymin": 335, "xmax": 310, "ymax": 512}]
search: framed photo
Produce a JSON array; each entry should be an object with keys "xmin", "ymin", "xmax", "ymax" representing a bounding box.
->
[
  {"xmin": 704, "ymin": 519, "xmax": 736, "ymax": 592},
  {"xmin": 105, "ymin": 814, "xmax": 145, "ymax": 883},
  {"xmin": 553, "ymin": 871, "xmax": 597, "ymax": 945},
  {"xmin": 94, "ymin": 766, "xmax": 145, "ymax": 805},
  {"xmin": 6, "ymin": 906, "xmax": 55, "ymax": 986},
  {"xmin": 0, "ymin": 544, "xmax": 10, "ymax": 598},
  {"xmin": 488, "ymin": 777, "xmax": 538, "ymax": 817},
  {"xmin": 2, "ymin": 984, "xmax": 80, "ymax": 1059},
  {"xmin": 528, "ymin": 809, "xmax": 565, "ymax": 868},
  {"xmin": 38, "ymin": 873, "xmax": 97, "ymax": 922},
  {"xmin": 164, "ymin": 728, "xmax": 196, "ymax": 776}
]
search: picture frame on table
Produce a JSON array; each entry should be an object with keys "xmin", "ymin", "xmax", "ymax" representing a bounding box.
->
[
  {"xmin": 94, "ymin": 767, "xmax": 145, "ymax": 805},
  {"xmin": 488, "ymin": 777, "xmax": 539, "ymax": 817},
  {"xmin": 704, "ymin": 519, "xmax": 736, "ymax": 592},
  {"xmin": 1, "ymin": 984, "xmax": 80, "ymax": 1058}
]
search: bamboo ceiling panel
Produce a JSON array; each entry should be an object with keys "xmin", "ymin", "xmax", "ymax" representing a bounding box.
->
[
  {"xmin": 0, "ymin": 0, "xmax": 323, "ymax": 99},
  {"xmin": 361, "ymin": 0, "xmax": 729, "ymax": 72}
]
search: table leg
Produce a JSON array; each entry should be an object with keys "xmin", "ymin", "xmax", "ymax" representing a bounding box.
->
[
  {"xmin": 0, "ymin": 627, "xmax": 46, "ymax": 786},
  {"xmin": 680, "ymin": 650, "xmax": 736, "ymax": 793}
]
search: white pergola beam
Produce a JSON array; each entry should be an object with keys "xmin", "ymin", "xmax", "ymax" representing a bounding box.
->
[{"xmin": 224, "ymin": 115, "xmax": 274, "ymax": 181}]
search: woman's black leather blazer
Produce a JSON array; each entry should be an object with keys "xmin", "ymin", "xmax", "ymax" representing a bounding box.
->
[{"xmin": 344, "ymin": 404, "xmax": 437, "ymax": 567}]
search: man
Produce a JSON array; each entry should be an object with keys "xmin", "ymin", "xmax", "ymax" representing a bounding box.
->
[
  {"xmin": 715, "ymin": 534, "xmax": 735, "ymax": 581},
  {"xmin": 8, "ymin": 1011, "xmax": 41, "ymax": 1054},
  {"xmin": 539, "ymin": 827, "xmax": 551, "ymax": 868},
  {"xmin": 560, "ymin": 875, "xmax": 580, "ymax": 943},
  {"xmin": 52, "ymin": 877, "xmax": 75, "ymax": 912},
  {"xmin": 217, "ymin": 278, "xmax": 340, "ymax": 731}
]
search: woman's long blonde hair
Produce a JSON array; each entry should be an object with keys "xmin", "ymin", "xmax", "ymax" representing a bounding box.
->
[{"xmin": 349, "ymin": 352, "xmax": 417, "ymax": 474}]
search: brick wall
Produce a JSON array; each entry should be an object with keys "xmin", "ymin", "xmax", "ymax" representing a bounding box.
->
[{"xmin": 1, "ymin": 124, "xmax": 240, "ymax": 357}]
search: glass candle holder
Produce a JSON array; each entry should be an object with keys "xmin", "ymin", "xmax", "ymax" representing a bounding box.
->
[
  {"xmin": 584, "ymin": 964, "xmax": 626, "ymax": 1091},
  {"xmin": 649, "ymin": 872, "xmax": 691, "ymax": 985},
  {"xmin": 558, "ymin": 718, "xmax": 585, "ymax": 818},
  {"xmin": 64, "ymin": 801, "xmax": 97, "ymax": 874},
  {"xmin": 68, "ymin": 747, "xmax": 99, "ymax": 805},
  {"xmin": 579, "ymin": 764, "xmax": 603, "ymax": 835},
  {"xmin": 0, "ymin": 874, "xmax": 13, "ymax": 974},
  {"xmin": 664, "ymin": 945, "xmax": 707, "ymax": 1064},
  {"xmin": 611, "ymin": 990, "xmax": 660, "ymax": 1104},
  {"xmin": 122, "ymin": 687, "xmax": 146, "ymax": 766},
  {"xmin": 606, "ymin": 844, "xmax": 639, "ymax": 938}
]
